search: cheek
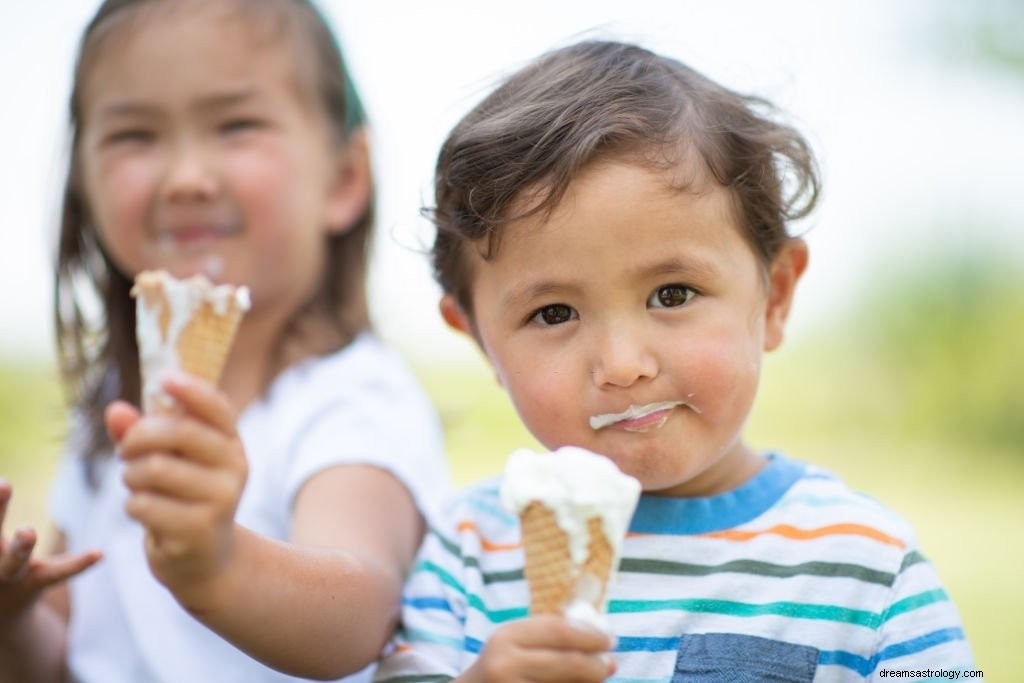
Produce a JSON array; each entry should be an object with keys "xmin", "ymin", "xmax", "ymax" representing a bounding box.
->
[
  {"xmin": 84, "ymin": 155, "xmax": 159, "ymax": 267},
  {"xmin": 490, "ymin": 343, "xmax": 577, "ymax": 445},
  {"xmin": 678, "ymin": 332, "xmax": 761, "ymax": 415}
]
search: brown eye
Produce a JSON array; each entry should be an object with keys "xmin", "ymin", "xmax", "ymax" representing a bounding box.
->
[
  {"xmin": 650, "ymin": 285, "xmax": 695, "ymax": 308},
  {"xmin": 531, "ymin": 304, "xmax": 576, "ymax": 326}
]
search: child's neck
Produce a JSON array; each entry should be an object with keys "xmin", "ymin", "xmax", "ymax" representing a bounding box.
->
[{"xmin": 218, "ymin": 309, "xmax": 351, "ymax": 412}]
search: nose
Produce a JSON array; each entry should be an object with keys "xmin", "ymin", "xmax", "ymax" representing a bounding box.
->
[
  {"xmin": 162, "ymin": 139, "xmax": 218, "ymax": 202},
  {"xmin": 591, "ymin": 324, "xmax": 659, "ymax": 388}
]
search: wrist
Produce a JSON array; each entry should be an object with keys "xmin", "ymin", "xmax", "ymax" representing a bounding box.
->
[{"xmin": 168, "ymin": 523, "xmax": 248, "ymax": 616}]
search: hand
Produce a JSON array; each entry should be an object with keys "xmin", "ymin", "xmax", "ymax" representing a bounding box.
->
[
  {"xmin": 107, "ymin": 372, "xmax": 248, "ymax": 602},
  {"xmin": 0, "ymin": 479, "xmax": 100, "ymax": 627},
  {"xmin": 461, "ymin": 615, "xmax": 615, "ymax": 683}
]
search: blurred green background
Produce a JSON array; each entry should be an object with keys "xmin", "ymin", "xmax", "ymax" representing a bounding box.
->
[{"xmin": 3, "ymin": 248, "xmax": 1021, "ymax": 677}]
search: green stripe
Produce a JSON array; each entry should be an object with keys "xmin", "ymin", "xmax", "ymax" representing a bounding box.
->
[
  {"xmin": 881, "ymin": 588, "xmax": 949, "ymax": 623},
  {"xmin": 619, "ymin": 557, "xmax": 894, "ymax": 586},
  {"xmin": 430, "ymin": 528, "xmax": 462, "ymax": 559},
  {"xmin": 900, "ymin": 550, "xmax": 927, "ymax": 572},
  {"xmin": 403, "ymin": 627, "xmax": 463, "ymax": 650},
  {"xmin": 467, "ymin": 593, "xmax": 527, "ymax": 623},
  {"xmin": 608, "ymin": 598, "xmax": 879, "ymax": 627},
  {"xmin": 482, "ymin": 568, "xmax": 523, "ymax": 584},
  {"xmin": 415, "ymin": 561, "xmax": 467, "ymax": 596}
]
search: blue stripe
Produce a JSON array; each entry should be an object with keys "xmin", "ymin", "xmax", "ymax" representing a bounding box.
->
[
  {"xmin": 403, "ymin": 596, "xmax": 453, "ymax": 612},
  {"xmin": 465, "ymin": 636, "xmax": 484, "ymax": 654},
  {"xmin": 615, "ymin": 636, "xmax": 681, "ymax": 652},
  {"xmin": 629, "ymin": 454, "xmax": 804, "ymax": 534},
  {"xmin": 818, "ymin": 649, "xmax": 874, "ymax": 676},
  {"xmin": 819, "ymin": 627, "xmax": 967, "ymax": 675},
  {"xmin": 878, "ymin": 627, "xmax": 966, "ymax": 662}
]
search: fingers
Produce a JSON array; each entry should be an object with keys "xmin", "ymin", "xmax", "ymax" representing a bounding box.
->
[
  {"xmin": 118, "ymin": 415, "xmax": 236, "ymax": 469},
  {"xmin": 514, "ymin": 614, "xmax": 613, "ymax": 653},
  {"xmin": 521, "ymin": 649, "xmax": 613, "ymax": 683},
  {"xmin": 29, "ymin": 549, "xmax": 103, "ymax": 586},
  {"xmin": 0, "ymin": 478, "xmax": 12, "ymax": 534},
  {"xmin": 475, "ymin": 616, "xmax": 616, "ymax": 683},
  {"xmin": 105, "ymin": 400, "xmax": 141, "ymax": 445},
  {"xmin": 0, "ymin": 525, "xmax": 36, "ymax": 580},
  {"xmin": 122, "ymin": 453, "xmax": 238, "ymax": 503},
  {"xmin": 162, "ymin": 373, "xmax": 238, "ymax": 437},
  {"xmin": 124, "ymin": 493, "xmax": 218, "ymax": 551}
]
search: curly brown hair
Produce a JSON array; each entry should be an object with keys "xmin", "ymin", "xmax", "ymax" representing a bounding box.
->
[{"xmin": 430, "ymin": 40, "xmax": 820, "ymax": 315}]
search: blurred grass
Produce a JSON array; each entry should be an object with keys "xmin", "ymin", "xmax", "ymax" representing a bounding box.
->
[{"xmin": 3, "ymin": 252, "xmax": 1019, "ymax": 678}]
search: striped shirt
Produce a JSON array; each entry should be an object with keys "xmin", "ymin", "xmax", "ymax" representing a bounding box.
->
[{"xmin": 376, "ymin": 454, "xmax": 973, "ymax": 682}]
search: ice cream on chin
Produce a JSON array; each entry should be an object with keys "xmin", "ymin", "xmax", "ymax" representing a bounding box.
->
[
  {"xmin": 132, "ymin": 269, "xmax": 250, "ymax": 413},
  {"xmin": 500, "ymin": 446, "xmax": 641, "ymax": 629}
]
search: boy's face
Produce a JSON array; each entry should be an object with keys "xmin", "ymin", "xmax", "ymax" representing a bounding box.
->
[{"xmin": 443, "ymin": 161, "xmax": 806, "ymax": 497}]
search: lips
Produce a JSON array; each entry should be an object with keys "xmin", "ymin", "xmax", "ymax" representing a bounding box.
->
[
  {"xmin": 156, "ymin": 222, "xmax": 239, "ymax": 248},
  {"xmin": 589, "ymin": 401, "xmax": 688, "ymax": 432}
]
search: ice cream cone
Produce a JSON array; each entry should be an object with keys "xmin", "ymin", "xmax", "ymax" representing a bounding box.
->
[
  {"xmin": 174, "ymin": 297, "xmax": 245, "ymax": 385},
  {"xmin": 520, "ymin": 501, "xmax": 617, "ymax": 615},
  {"xmin": 505, "ymin": 447, "xmax": 640, "ymax": 619},
  {"xmin": 132, "ymin": 270, "xmax": 250, "ymax": 413}
]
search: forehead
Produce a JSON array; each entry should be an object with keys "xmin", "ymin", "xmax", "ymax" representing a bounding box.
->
[
  {"xmin": 79, "ymin": 1, "xmax": 310, "ymax": 109},
  {"xmin": 497, "ymin": 155, "xmax": 735, "ymax": 253}
]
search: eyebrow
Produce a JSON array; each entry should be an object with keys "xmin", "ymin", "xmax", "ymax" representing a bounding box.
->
[
  {"xmin": 634, "ymin": 256, "xmax": 719, "ymax": 282},
  {"xmin": 94, "ymin": 88, "xmax": 260, "ymax": 121},
  {"xmin": 501, "ymin": 255, "xmax": 719, "ymax": 310},
  {"xmin": 501, "ymin": 280, "xmax": 582, "ymax": 312}
]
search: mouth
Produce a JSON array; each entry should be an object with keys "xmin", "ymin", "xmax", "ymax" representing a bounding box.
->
[
  {"xmin": 156, "ymin": 223, "xmax": 239, "ymax": 251},
  {"xmin": 589, "ymin": 400, "xmax": 696, "ymax": 433},
  {"xmin": 151, "ymin": 222, "xmax": 240, "ymax": 280}
]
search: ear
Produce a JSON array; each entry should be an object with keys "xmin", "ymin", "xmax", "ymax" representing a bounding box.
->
[
  {"xmin": 324, "ymin": 128, "xmax": 373, "ymax": 235},
  {"xmin": 763, "ymin": 238, "xmax": 809, "ymax": 351},
  {"xmin": 439, "ymin": 294, "xmax": 473, "ymax": 335},
  {"xmin": 440, "ymin": 293, "xmax": 505, "ymax": 389}
]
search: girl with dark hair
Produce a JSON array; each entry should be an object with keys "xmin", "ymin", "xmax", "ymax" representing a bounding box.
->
[{"xmin": 0, "ymin": 2, "xmax": 448, "ymax": 681}]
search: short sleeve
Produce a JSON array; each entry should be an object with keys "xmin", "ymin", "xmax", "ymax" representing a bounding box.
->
[
  {"xmin": 374, "ymin": 497, "xmax": 470, "ymax": 682},
  {"xmin": 283, "ymin": 389, "xmax": 448, "ymax": 523},
  {"xmin": 266, "ymin": 336, "xmax": 451, "ymax": 526},
  {"xmin": 868, "ymin": 547, "xmax": 974, "ymax": 679}
]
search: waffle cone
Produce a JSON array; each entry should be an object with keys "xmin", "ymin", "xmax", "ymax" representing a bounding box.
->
[
  {"xmin": 133, "ymin": 271, "xmax": 246, "ymax": 413},
  {"xmin": 175, "ymin": 299, "xmax": 245, "ymax": 385},
  {"xmin": 520, "ymin": 502, "xmax": 615, "ymax": 615}
]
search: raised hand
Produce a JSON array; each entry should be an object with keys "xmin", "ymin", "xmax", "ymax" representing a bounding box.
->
[
  {"xmin": 0, "ymin": 479, "xmax": 101, "ymax": 627},
  {"xmin": 107, "ymin": 372, "xmax": 248, "ymax": 606},
  {"xmin": 460, "ymin": 615, "xmax": 615, "ymax": 683}
]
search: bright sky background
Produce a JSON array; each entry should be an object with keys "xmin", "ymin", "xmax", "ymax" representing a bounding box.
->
[{"xmin": 2, "ymin": 1, "xmax": 1022, "ymax": 364}]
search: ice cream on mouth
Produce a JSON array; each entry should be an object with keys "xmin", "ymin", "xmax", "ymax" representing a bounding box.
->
[
  {"xmin": 132, "ymin": 269, "xmax": 250, "ymax": 413},
  {"xmin": 500, "ymin": 446, "xmax": 641, "ymax": 627},
  {"xmin": 589, "ymin": 400, "xmax": 697, "ymax": 431}
]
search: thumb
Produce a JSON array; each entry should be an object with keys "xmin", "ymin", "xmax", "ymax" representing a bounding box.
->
[{"xmin": 105, "ymin": 400, "xmax": 141, "ymax": 444}]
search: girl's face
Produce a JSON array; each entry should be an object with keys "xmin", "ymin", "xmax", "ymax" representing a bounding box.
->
[
  {"xmin": 78, "ymin": 3, "xmax": 360, "ymax": 316},
  {"xmin": 444, "ymin": 162, "xmax": 806, "ymax": 497}
]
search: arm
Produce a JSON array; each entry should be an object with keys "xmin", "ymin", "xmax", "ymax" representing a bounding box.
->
[
  {"xmin": 0, "ymin": 497, "xmax": 101, "ymax": 683},
  {"xmin": 868, "ymin": 547, "xmax": 974, "ymax": 680},
  {"xmin": 110, "ymin": 373, "xmax": 424, "ymax": 679}
]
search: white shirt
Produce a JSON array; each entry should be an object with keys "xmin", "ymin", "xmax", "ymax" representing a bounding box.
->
[{"xmin": 50, "ymin": 334, "xmax": 450, "ymax": 683}]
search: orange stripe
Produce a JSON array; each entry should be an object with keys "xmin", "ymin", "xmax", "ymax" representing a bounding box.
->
[
  {"xmin": 457, "ymin": 520, "xmax": 521, "ymax": 552},
  {"xmin": 703, "ymin": 523, "xmax": 906, "ymax": 549}
]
